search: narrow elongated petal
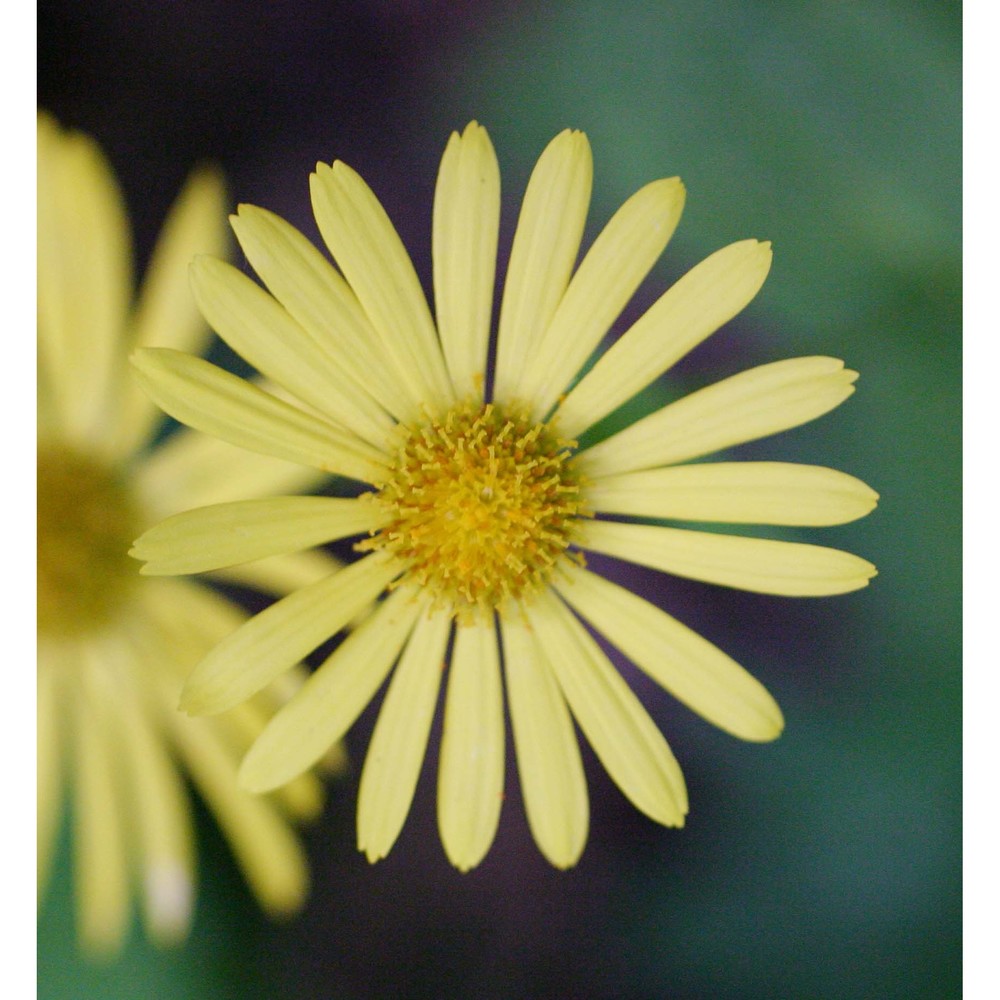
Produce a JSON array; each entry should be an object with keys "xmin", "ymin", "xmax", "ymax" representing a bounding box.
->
[
  {"xmin": 433, "ymin": 122, "xmax": 500, "ymax": 401},
  {"xmin": 527, "ymin": 591, "xmax": 688, "ymax": 826},
  {"xmin": 131, "ymin": 168, "xmax": 227, "ymax": 357},
  {"xmin": 37, "ymin": 658, "xmax": 62, "ymax": 894},
  {"xmin": 137, "ymin": 578, "xmax": 246, "ymax": 676},
  {"xmin": 113, "ymin": 167, "xmax": 228, "ymax": 458},
  {"xmin": 162, "ymin": 696, "xmax": 308, "ymax": 916},
  {"xmin": 500, "ymin": 613, "xmax": 588, "ymax": 868},
  {"xmin": 180, "ymin": 552, "xmax": 399, "ymax": 715},
  {"xmin": 438, "ymin": 618, "xmax": 506, "ymax": 871},
  {"xmin": 555, "ymin": 240, "xmax": 773, "ymax": 438},
  {"xmin": 73, "ymin": 660, "xmax": 130, "ymax": 956},
  {"xmin": 190, "ymin": 255, "xmax": 393, "ymax": 448},
  {"xmin": 231, "ymin": 204, "xmax": 409, "ymax": 419},
  {"xmin": 358, "ymin": 608, "xmax": 452, "ymax": 861},
  {"xmin": 146, "ymin": 631, "xmax": 325, "ymax": 824},
  {"xmin": 587, "ymin": 462, "xmax": 879, "ymax": 526},
  {"xmin": 522, "ymin": 177, "xmax": 687, "ymax": 420},
  {"xmin": 37, "ymin": 120, "xmax": 131, "ymax": 448},
  {"xmin": 133, "ymin": 496, "xmax": 386, "ymax": 575},
  {"xmin": 137, "ymin": 423, "xmax": 323, "ymax": 514},
  {"xmin": 138, "ymin": 585, "xmax": 334, "ymax": 819},
  {"xmin": 579, "ymin": 356, "xmax": 859, "ymax": 476},
  {"xmin": 134, "ymin": 585, "xmax": 331, "ymax": 822},
  {"xmin": 493, "ymin": 130, "xmax": 593, "ymax": 405},
  {"xmin": 209, "ymin": 549, "xmax": 350, "ymax": 601},
  {"xmin": 208, "ymin": 695, "xmax": 326, "ymax": 822},
  {"xmin": 311, "ymin": 162, "xmax": 455, "ymax": 414},
  {"xmin": 554, "ymin": 562, "xmax": 783, "ymax": 741},
  {"xmin": 116, "ymin": 679, "xmax": 195, "ymax": 946},
  {"xmin": 131, "ymin": 348, "xmax": 387, "ymax": 483},
  {"xmin": 579, "ymin": 519, "xmax": 878, "ymax": 596},
  {"xmin": 240, "ymin": 586, "xmax": 425, "ymax": 792}
]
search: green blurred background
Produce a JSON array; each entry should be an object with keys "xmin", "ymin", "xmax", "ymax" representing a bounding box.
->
[{"xmin": 38, "ymin": 1, "xmax": 960, "ymax": 997}]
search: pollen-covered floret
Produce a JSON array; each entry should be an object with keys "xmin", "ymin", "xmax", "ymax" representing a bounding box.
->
[{"xmin": 359, "ymin": 401, "xmax": 587, "ymax": 616}]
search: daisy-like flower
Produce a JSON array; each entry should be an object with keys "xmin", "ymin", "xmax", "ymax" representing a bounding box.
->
[
  {"xmin": 131, "ymin": 122, "xmax": 878, "ymax": 872},
  {"xmin": 37, "ymin": 113, "xmax": 344, "ymax": 956}
]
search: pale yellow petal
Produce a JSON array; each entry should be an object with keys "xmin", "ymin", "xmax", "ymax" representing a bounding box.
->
[
  {"xmin": 231, "ymin": 204, "xmax": 409, "ymax": 420},
  {"xmin": 131, "ymin": 167, "xmax": 227, "ymax": 356},
  {"xmin": 133, "ymin": 496, "xmax": 385, "ymax": 576},
  {"xmin": 207, "ymin": 690, "xmax": 326, "ymax": 822},
  {"xmin": 527, "ymin": 591, "xmax": 688, "ymax": 826},
  {"xmin": 522, "ymin": 177, "xmax": 687, "ymax": 420},
  {"xmin": 554, "ymin": 562, "xmax": 783, "ymax": 741},
  {"xmin": 190, "ymin": 255, "xmax": 394, "ymax": 448},
  {"xmin": 37, "ymin": 118, "xmax": 131, "ymax": 450},
  {"xmin": 240, "ymin": 585, "xmax": 425, "ymax": 792},
  {"xmin": 138, "ymin": 594, "xmax": 335, "ymax": 823},
  {"xmin": 267, "ymin": 770, "xmax": 327, "ymax": 823},
  {"xmin": 357, "ymin": 607, "xmax": 452, "ymax": 862},
  {"xmin": 72, "ymin": 657, "xmax": 130, "ymax": 957},
  {"xmin": 36, "ymin": 359, "xmax": 61, "ymax": 442},
  {"xmin": 162, "ymin": 698, "xmax": 308, "ymax": 917},
  {"xmin": 116, "ymin": 674, "xmax": 195, "ymax": 946},
  {"xmin": 310, "ymin": 161, "xmax": 455, "ymax": 415},
  {"xmin": 555, "ymin": 240, "xmax": 773, "ymax": 439},
  {"xmin": 579, "ymin": 356, "xmax": 859, "ymax": 476},
  {"xmin": 587, "ymin": 462, "xmax": 879, "ymax": 526},
  {"xmin": 137, "ymin": 423, "xmax": 325, "ymax": 515},
  {"xmin": 113, "ymin": 166, "xmax": 229, "ymax": 458},
  {"xmin": 136, "ymin": 578, "xmax": 246, "ymax": 680},
  {"xmin": 433, "ymin": 122, "xmax": 501, "ymax": 400},
  {"xmin": 180, "ymin": 552, "xmax": 400, "ymax": 715},
  {"xmin": 437, "ymin": 617, "xmax": 505, "ymax": 872},
  {"xmin": 493, "ymin": 130, "xmax": 593, "ymax": 406},
  {"xmin": 37, "ymin": 657, "xmax": 63, "ymax": 895},
  {"xmin": 500, "ymin": 612, "xmax": 588, "ymax": 868},
  {"xmin": 578, "ymin": 519, "xmax": 878, "ymax": 596},
  {"xmin": 133, "ymin": 585, "xmax": 333, "ymax": 823},
  {"xmin": 209, "ymin": 548, "xmax": 348, "ymax": 600},
  {"xmin": 131, "ymin": 348, "xmax": 387, "ymax": 483}
]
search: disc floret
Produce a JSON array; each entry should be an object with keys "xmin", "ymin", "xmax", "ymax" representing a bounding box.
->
[{"xmin": 361, "ymin": 402, "xmax": 586, "ymax": 616}]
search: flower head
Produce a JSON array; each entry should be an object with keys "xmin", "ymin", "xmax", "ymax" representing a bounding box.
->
[
  {"xmin": 37, "ymin": 113, "xmax": 343, "ymax": 956},
  {"xmin": 132, "ymin": 122, "xmax": 878, "ymax": 871}
]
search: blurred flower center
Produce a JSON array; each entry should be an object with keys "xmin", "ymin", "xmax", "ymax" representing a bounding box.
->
[
  {"xmin": 37, "ymin": 445, "xmax": 143, "ymax": 637},
  {"xmin": 361, "ymin": 401, "xmax": 585, "ymax": 615}
]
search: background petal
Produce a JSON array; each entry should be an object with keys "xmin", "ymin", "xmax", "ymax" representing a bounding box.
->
[{"xmin": 111, "ymin": 166, "xmax": 229, "ymax": 458}]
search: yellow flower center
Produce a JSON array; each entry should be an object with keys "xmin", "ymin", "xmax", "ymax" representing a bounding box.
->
[
  {"xmin": 361, "ymin": 402, "xmax": 586, "ymax": 616},
  {"xmin": 37, "ymin": 444, "xmax": 143, "ymax": 638}
]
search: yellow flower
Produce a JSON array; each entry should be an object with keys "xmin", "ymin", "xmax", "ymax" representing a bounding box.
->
[
  {"xmin": 131, "ymin": 122, "xmax": 878, "ymax": 872},
  {"xmin": 37, "ymin": 112, "xmax": 344, "ymax": 957}
]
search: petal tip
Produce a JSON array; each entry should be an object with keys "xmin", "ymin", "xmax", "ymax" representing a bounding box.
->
[{"xmin": 237, "ymin": 750, "xmax": 281, "ymax": 795}]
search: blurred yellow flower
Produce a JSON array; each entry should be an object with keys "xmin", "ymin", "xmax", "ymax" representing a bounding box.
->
[
  {"xmin": 37, "ymin": 112, "xmax": 344, "ymax": 957},
  {"xmin": 131, "ymin": 122, "xmax": 878, "ymax": 872}
]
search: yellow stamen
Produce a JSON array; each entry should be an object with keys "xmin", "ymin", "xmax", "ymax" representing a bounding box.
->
[{"xmin": 360, "ymin": 402, "xmax": 586, "ymax": 617}]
